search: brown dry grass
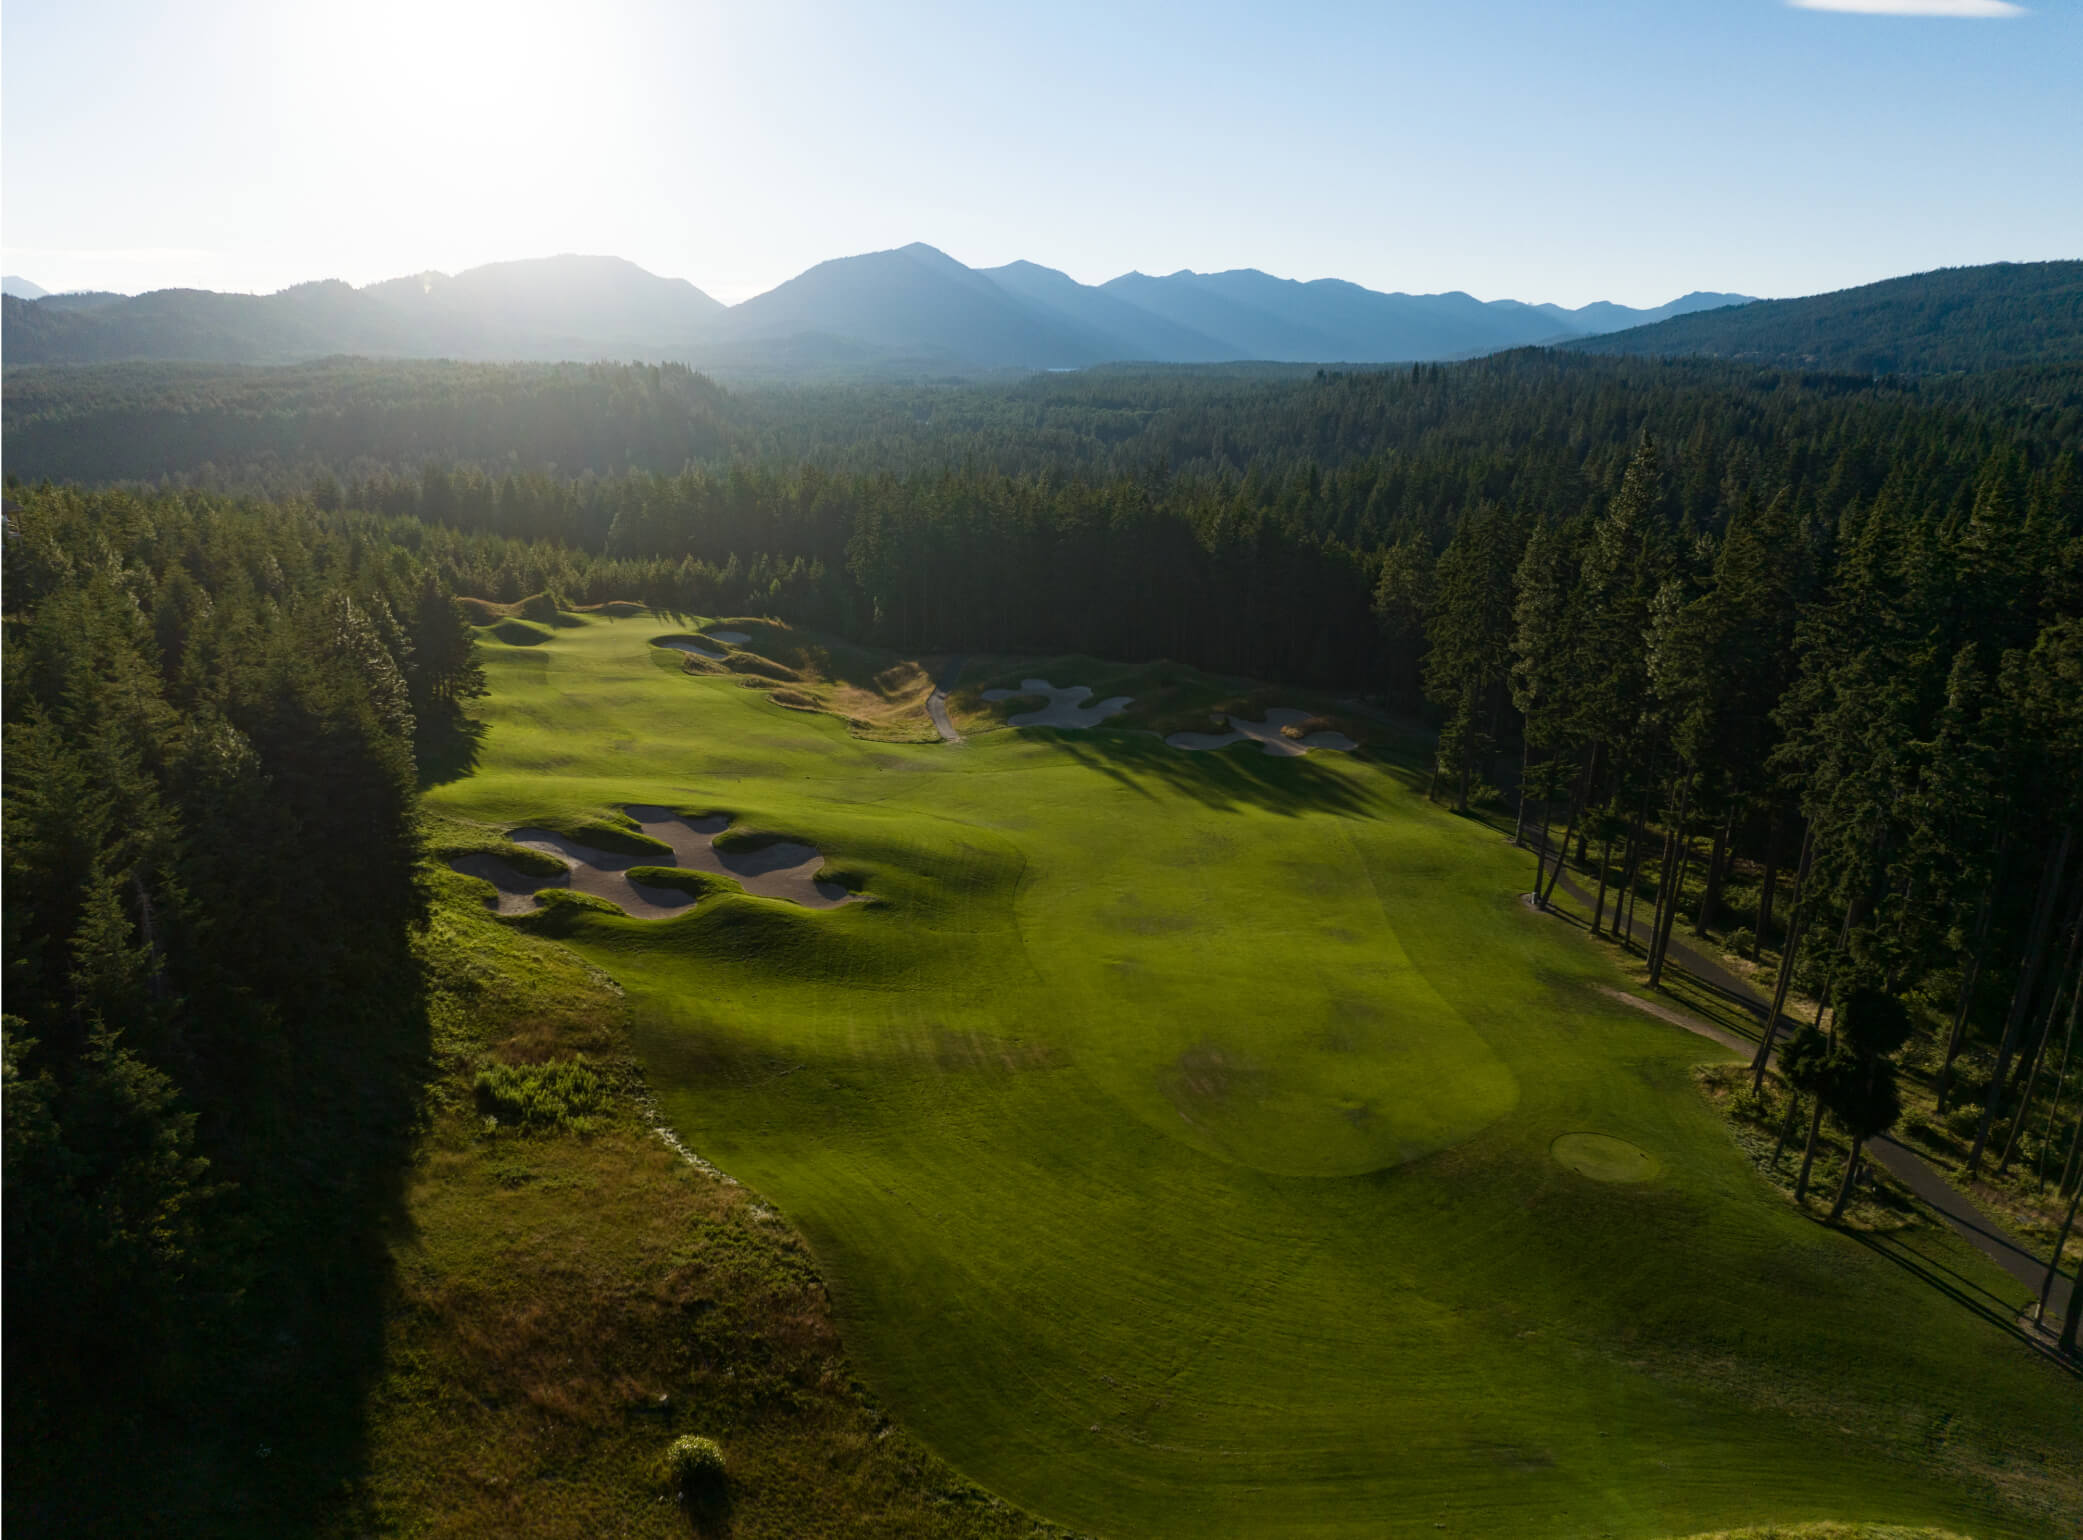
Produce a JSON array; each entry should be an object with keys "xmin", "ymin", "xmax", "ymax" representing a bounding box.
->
[{"xmin": 333, "ymin": 866, "xmax": 1070, "ymax": 1539}]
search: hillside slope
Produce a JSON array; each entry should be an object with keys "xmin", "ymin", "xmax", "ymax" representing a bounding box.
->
[{"xmin": 1569, "ymin": 261, "xmax": 2083, "ymax": 375}]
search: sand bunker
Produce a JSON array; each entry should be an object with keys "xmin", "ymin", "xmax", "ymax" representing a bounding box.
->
[
  {"xmin": 704, "ymin": 629, "xmax": 750, "ymax": 646},
  {"xmin": 1165, "ymin": 708, "xmax": 1356, "ymax": 757},
  {"xmin": 656, "ymin": 637, "xmax": 727, "ymax": 661},
  {"xmin": 619, "ymin": 805, "xmax": 855, "ymax": 908},
  {"xmin": 981, "ymin": 679, "xmax": 1134, "ymax": 730},
  {"xmin": 1551, "ymin": 1132, "xmax": 1660, "ymax": 1184},
  {"xmin": 447, "ymin": 851, "xmax": 577, "ymax": 915},
  {"xmin": 448, "ymin": 806, "xmax": 858, "ymax": 918},
  {"xmin": 450, "ymin": 836, "xmax": 694, "ymax": 919}
]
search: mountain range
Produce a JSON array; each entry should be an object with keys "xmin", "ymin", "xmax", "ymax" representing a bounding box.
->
[{"xmin": 1, "ymin": 246, "xmax": 1749, "ymax": 374}]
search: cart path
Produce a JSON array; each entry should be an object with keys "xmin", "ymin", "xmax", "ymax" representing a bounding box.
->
[
  {"xmin": 927, "ymin": 656, "xmax": 965, "ymax": 743},
  {"xmin": 1543, "ymin": 866, "xmax": 2070, "ymax": 1319}
]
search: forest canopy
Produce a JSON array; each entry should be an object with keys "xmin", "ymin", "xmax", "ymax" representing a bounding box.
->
[{"xmin": 5, "ymin": 339, "xmax": 2081, "ymax": 1522}]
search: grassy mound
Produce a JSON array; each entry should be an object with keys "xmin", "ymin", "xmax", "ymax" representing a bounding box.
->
[
  {"xmin": 422, "ymin": 608, "xmax": 2083, "ymax": 1540},
  {"xmin": 624, "ymin": 864, "xmax": 735, "ymax": 899},
  {"xmin": 1553, "ymin": 1131, "xmax": 1662, "ymax": 1183},
  {"xmin": 487, "ymin": 617, "xmax": 553, "ymax": 646}
]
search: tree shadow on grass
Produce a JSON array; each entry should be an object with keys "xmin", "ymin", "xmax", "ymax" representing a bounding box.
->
[
  {"xmin": 1026, "ymin": 727, "xmax": 1396, "ymax": 820},
  {"xmin": 417, "ymin": 714, "xmax": 487, "ymax": 788},
  {"xmin": 681, "ymin": 1484, "xmax": 736, "ymax": 1537},
  {"xmin": 1850, "ymin": 1229, "xmax": 2082, "ymax": 1378}
]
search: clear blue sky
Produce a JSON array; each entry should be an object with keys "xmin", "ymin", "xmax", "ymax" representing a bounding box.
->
[{"xmin": 3, "ymin": 0, "xmax": 2077, "ymax": 307}]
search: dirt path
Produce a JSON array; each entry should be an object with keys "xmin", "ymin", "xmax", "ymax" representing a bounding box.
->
[
  {"xmin": 1596, "ymin": 985, "xmax": 1750, "ymax": 1059},
  {"xmin": 1542, "ymin": 868, "xmax": 2070, "ymax": 1317},
  {"xmin": 927, "ymin": 656, "xmax": 965, "ymax": 743}
]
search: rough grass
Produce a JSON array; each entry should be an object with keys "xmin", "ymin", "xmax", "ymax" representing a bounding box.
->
[
  {"xmin": 420, "ymin": 609, "xmax": 2083, "ymax": 1540},
  {"xmin": 334, "ymin": 868, "xmax": 1076, "ymax": 1539},
  {"xmin": 473, "ymin": 1054, "xmax": 612, "ymax": 1132},
  {"xmin": 1695, "ymin": 1064, "xmax": 1921, "ymax": 1232},
  {"xmin": 644, "ymin": 618, "xmax": 954, "ymax": 742},
  {"xmin": 1668, "ymin": 1528, "xmax": 1975, "ymax": 1540}
]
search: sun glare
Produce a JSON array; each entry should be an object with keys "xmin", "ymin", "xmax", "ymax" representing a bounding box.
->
[{"xmin": 263, "ymin": 0, "xmax": 647, "ymax": 274}]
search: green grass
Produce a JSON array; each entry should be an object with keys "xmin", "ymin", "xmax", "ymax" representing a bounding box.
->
[
  {"xmin": 339, "ymin": 864, "xmax": 1072, "ymax": 1538},
  {"xmin": 423, "ymin": 609, "xmax": 2083, "ymax": 1540}
]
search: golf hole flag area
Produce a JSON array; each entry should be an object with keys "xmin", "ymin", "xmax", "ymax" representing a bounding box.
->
[{"xmin": 425, "ymin": 608, "xmax": 2083, "ymax": 1540}]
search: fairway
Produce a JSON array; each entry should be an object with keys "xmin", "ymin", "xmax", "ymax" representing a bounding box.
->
[{"xmin": 426, "ymin": 612, "xmax": 2083, "ymax": 1540}]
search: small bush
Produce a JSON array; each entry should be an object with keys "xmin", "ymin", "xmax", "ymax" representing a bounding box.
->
[
  {"xmin": 662, "ymin": 1434, "xmax": 727, "ymax": 1497},
  {"xmin": 1280, "ymin": 715, "xmax": 1335, "ymax": 740},
  {"xmin": 1727, "ymin": 1086, "xmax": 1773, "ymax": 1125},
  {"xmin": 474, "ymin": 1055, "xmax": 610, "ymax": 1133},
  {"xmin": 1726, "ymin": 926, "xmax": 1755, "ymax": 956},
  {"xmin": 1943, "ymin": 1103, "xmax": 1984, "ymax": 1140}
]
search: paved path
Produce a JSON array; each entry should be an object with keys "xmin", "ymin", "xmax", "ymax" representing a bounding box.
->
[
  {"xmin": 926, "ymin": 656, "xmax": 966, "ymax": 743},
  {"xmin": 1863, "ymin": 1135, "xmax": 2069, "ymax": 1318},
  {"xmin": 1539, "ymin": 865, "xmax": 2072, "ymax": 1320}
]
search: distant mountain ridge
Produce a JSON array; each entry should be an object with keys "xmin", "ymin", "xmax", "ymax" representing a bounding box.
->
[
  {"xmin": 2, "ymin": 275, "xmax": 50, "ymax": 300},
  {"xmin": 1568, "ymin": 261, "xmax": 2083, "ymax": 376},
  {"xmin": 1, "ymin": 245, "xmax": 1754, "ymax": 375}
]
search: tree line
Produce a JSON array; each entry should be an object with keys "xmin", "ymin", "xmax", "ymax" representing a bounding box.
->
[
  {"xmin": 2, "ymin": 485, "xmax": 484, "ymax": 1519},
  {"xmin": 7, "ymin": 341, "xmax": 2082, "ymax": 1428},
  {"xmin": 1404, "ymin": 431, "xmax": 2082, "ymax": 1341}
]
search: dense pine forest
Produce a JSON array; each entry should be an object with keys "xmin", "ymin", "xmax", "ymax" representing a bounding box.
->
[
  {"xmin": 2, "ymin": 492, "xmax": 484, "ymax": 1522},
  {"xmin": 1572, "ymin": 260, "xmax": 2083, "ymax": 376},
  {"xmin": 7, "ymin": 344, "xmax": 2083, "ymax": 1525}
]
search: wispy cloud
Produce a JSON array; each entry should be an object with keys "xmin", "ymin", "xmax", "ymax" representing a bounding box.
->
[{"xmin": 1788, "ymin": 1, "xmax": 2027, "ymax": 16}]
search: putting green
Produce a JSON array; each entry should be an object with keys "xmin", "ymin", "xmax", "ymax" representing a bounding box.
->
[
  {"xmin": 1554, "ymin": 1132, "xmax": 1661, "ymax": 1183},
  {"xmin": 425, "ymin": 612, "xmax": 2083, "ymax": 1540}
]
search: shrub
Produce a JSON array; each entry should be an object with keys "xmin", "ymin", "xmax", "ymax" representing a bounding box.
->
[
  {"xmin": 662, "ymin": 1434, "xmax": 727, "ymax": 1497},
  {"xmin": 1727, "ymin": 1085, "xmax": 1772, "ymax": 1125},
  {"xmin": 1943, "ymin": 1103, "xmax": 1985, "ymax": 1140},
  {"xmin": 1726, "ymin": 926, "xmax": 1755, "ymax": 956},
  {"xmin": 474, "ymin": 1055, "xmax": 609, "ymax": 1133},
  {"xmin": 1280, "ymin": 715, "xmax": 1335, "ymax": 740}
]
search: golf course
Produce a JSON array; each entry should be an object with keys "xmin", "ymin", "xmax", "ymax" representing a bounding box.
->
[{"xmin": 425, "ymin": 608, "xmax": 2083, "ymax": 1540}]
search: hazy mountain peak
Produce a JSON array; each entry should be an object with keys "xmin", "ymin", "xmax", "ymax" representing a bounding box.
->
[
  {"xmin": 0, "ymin": 242, "xmax": 1790, "ymax": 375},
  {"xmin": 3, "ymin": 275, "xmax": 50, "ymax": 300}
]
